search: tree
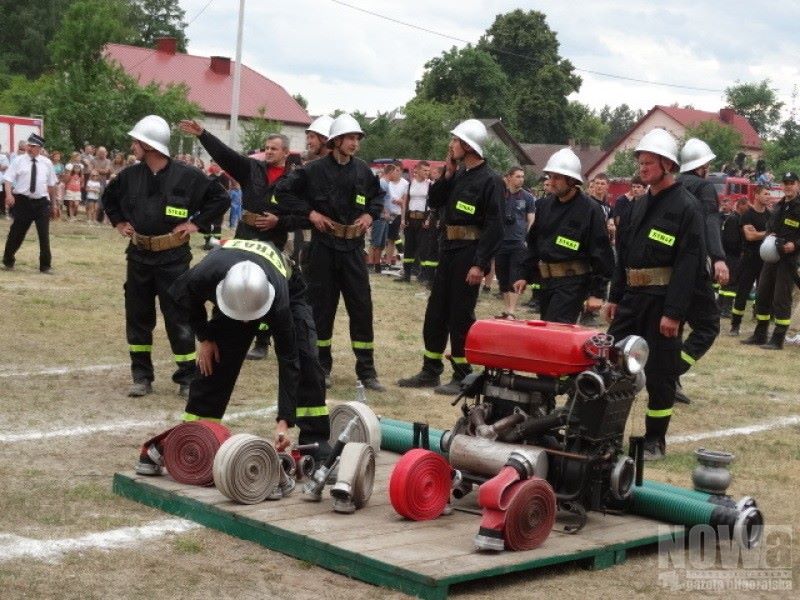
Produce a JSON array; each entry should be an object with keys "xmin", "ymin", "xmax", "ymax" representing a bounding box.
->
[
  {"xmin": 292, "ymin": 93, "xmax": 308, "ymax": 110},
  {"xmin": 415, "ymin": 45, "xmax": 513, "ymax": 130},
  {"xmin": 478, "ymin": 10, "xmax": 581, "ymax": 143},
  {"xmin": 128, "ymin": 0, "xmax": 188, "ymax": 52},
  {"xmin": 49, "ymin": 0, "xmax": 132, "ymax": 69},
  {"xmin": 483, "ymin": 139, "xmax": 514, "ymax": 173},
  {"xmin": 763, "ymin": 117, "xmax": 800, "ymax": 175},
  {"xmin": 684, "ymin": 121, "xmax": 743, "ymax": 171},
  {"xmin": 599, "ymin": 104, "xmax": 643, "ymax": 149},
  {"xmin": 725, "ymin": 80, "xmax": 783, "ymax": 138},
  {"xmin": 606, "ymin": 149, "xmax": 638, "ymax": 178},
  {"xmin": 565, "ymin": 101, "xmax": 609, "ymax": 147},
  {"xmin": 240, "ymin": 107, "xmax": 282, "ymax": 154}
]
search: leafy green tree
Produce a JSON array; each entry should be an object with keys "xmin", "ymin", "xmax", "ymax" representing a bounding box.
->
[
  {"xmin": 725, "ymin": 80, "xmax": 783, "ymax": 138},
  {"xmin": 599, "ymin": 104, "xmax": 643, "ymax": 149},
  {"xmin": 128, "ymin": 0, "xmax": 188, "ymax": 52},
  {"xmin": 239, "ymin": 107, "xmax": 282, "ymax": 154},
  {"xmin": 565, "ymin": 101, "xmax": 609, "ymax": 147},
  {"xmin": 49, "ymin": 0, "xmax": 132, "ymax": 69},
  {"xmin": 606, "ymin": 149, "xmax": 638, "ymax": 178},
  {"xmin": 763, "ymin": 118, "xmax": 800, "ymax": 175},
  {"xmin": 0, "ymin": 0, "xmax": 75, "ymax": 78},
  {"xmin": 416, "ymin": 45, "xmax": 514, "ymax": 129},
  {"xmin": 292, "ymin": 93, "xmax": 308, "ymax": 110},
  {"xmin": 478, "ymin": 10, "xmax": 581, "ymax": 143},
  {"xmin": 483, "ymin": 139, "xmax": 514, "ymax": 173},
  {"xmin": 684, "ymin": 120, "xmax": 743, "ymax": 171}
]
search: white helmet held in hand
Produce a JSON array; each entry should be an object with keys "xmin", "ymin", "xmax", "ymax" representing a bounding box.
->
[
  {"xmin": 450, "ymin": 119, "xmax": 488, "ymax": 158},
  {"xmin": 326, "ymin": 114, "xmax": 364, "ymax": 146},
  {"xmin": 759, "ymin": 234, "xmax": 781, "ymax": 264},
  {"xmin": 306, "ymin": 115, "xmax": 334, "ymax": 139},
  {"xmin": 216, "ymin": 260, "xmax": 275, "ymax": 321},
  {"xmin": 543, "ymin": 148, "xmax": 583, "ymax": 183},
  {"xmin": 128, "ymin": 115, "xmax": 171, "ymax": 157},
  {"xmin": 635, "ymin": 128, "xmax": 679, "ymax": 167},
  {"xmin": 680, "ymin": 138, "xmax": 716, "ymax": 173}
]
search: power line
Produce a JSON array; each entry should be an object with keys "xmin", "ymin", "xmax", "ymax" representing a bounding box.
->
[{"xmin": 329, "ymin": 0, "xmax": 726, "ymax": 93}]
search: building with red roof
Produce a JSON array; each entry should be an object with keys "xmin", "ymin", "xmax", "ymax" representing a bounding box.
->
[
  {"xmin": 104, "ymin": 38, "xmax": 311, "ymax": 156},
  {"xmin": 586, "ymin": 105, "xmax": 763, "ymax": 179}
]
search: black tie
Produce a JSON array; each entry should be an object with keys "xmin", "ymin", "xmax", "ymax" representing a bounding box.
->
[{"xmin": 29, "ymin": 157, "xmax": 37, "ymax": 194}]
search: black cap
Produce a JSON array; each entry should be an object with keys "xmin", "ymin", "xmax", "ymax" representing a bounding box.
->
[
  {"xmin": 27, "ymin": 133, "xmax": 45, "ymax": 147},
  {"xmin": 782, "ymin": 171, "xmax": 798, "ymax": 183}
]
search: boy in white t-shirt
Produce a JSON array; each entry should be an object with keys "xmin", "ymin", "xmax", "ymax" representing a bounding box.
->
[{"xmin": 384, "ymin": 165, "xmax": 409, "ymax": 267}]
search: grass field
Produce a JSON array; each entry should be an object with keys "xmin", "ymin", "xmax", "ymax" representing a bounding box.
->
[{"xmin": 0, "ymin": 216, "xmax": 798, "ymax": 599}]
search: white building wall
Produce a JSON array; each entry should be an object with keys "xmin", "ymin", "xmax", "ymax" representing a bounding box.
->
[{"xmin": 193, "ymin": 115, "xmax": 306, "ymax": 159}]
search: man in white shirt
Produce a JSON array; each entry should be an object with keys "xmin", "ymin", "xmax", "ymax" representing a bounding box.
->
[
  {"xmin": 2, "ymin": 133, "xmax": 58, "ymax": 273},
  {"xmin": 0, "ymin": 144, "xmax": 9, "ymax": 218},
  {"xmin": 384, "ymin": 163, "xmax": 409, "ymax": 267}
]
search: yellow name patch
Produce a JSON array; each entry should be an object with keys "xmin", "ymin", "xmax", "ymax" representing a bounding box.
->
[
  {"xmin": 784, "ymin": 218, "xmax": 799, "ymax": 228},
  {"xmin": 222, "ymin": 239, "xmax": 288, "ymax": 277},
  {"xmin": 555, "ymin": 236, "xmax": 580, "ymax": 251},
  {"xmin": 648, "ymin": 228, "xmax": 675, "ymax": 247},
  {"xmin": 165, "ymin": 206, "xmax": 188, "ymax": 218},
  {"xmin": 455, "ymin": 200, "xmax": 476, "ymax": 215},
  {"xmin": 355, "ymin": 194, "xmax": 366, "ymax": 205}
]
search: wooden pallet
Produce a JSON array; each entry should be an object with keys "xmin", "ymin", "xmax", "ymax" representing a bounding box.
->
[{"xmin": 113, "ymin": 451, "xmax": 683, "ymax": 600}]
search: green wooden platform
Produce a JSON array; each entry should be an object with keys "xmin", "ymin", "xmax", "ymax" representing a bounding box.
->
[{"xmin": 113, "ymin": 451, "xmax": 684, "ymax": 600}]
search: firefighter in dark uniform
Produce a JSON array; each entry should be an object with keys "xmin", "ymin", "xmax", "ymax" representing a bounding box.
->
[
  {"xmin": 103, "ymin": 115, "xmax": 229, "ymax": 398},
  {"xmin": 275, "ymin": 114, "xmax": 385, "ymax": 391},
  {"xmin": 719, "ymin": 197, "xmax": 748, "ymax": 317},
  {"xmin": 605, "ymin": 128, "xmax": 705, "ymax": 460},
  {"xmin": 135, "ymin": 243, "xmax": 329, "ymax": 475},
  {"xmin": 673, "ymin": 137, "xmax": 728, "ymax": 404},
  {"xmin": 513, "ymin": 148, "xmax": 614, "ymax": 323},
  {"xmin": 741, "ymin": 172, "xmax": 800, "ymax": 349},
  {"xmin": 179, "ymin": 120, "xmax": 297, "ymax": 361},
  {"xmin": 397, "ymin": 119, "xmax": 503, "ymax": 395},
  {"xmin": 730, "ymin": 185, "xmax": 772, "ymax": 336}
]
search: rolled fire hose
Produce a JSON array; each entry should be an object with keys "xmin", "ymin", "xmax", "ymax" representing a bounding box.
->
[
  {"xmin": 330, "ymin": 442, "xmax": 375, "ymax": 513},
  {"xmin": 329, "ymin": 402, "xmax": 381, "ymax": 454},
  {"xmin": 475, "ymin": 465, "xmax": 556, "ymax": 552},
  {"xmin": 163, "ymin": 421, "xmax": 231, "ymax": 486},
  {"xmin": 379, "ymin": 419, "xmax": 447, "ymax": 456},
  {"xmin": 388, "ymin": 448, "xmax": 451, "ymax": 521},
  {"xmin": 641, "ymin": 480, "xmax": 756, "ymax": 511},
  {"xmin": 213, "ymin": 434, "xmax": 281, "ymax": 504}
]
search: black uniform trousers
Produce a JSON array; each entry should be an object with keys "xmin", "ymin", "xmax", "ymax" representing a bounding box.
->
[
  {"xmin": 421, "ymin": 244, "xmax": 480, "ymax": 377},
  {"xmin": 540, "ymin": 274, "xmax": 591, "ymax": 324},
  {"xmin": 185, "ymin": 278, "xmax": 330, "ymax": 452},
  {"xmin": 305, "ymin": 239, "xmax": 377, "ymax": 380},
  {"xmin": 732, "ymin": 253, "xmax": 763, "ymax": 316},
  {"xmin": 125, "ymin": 258, "xmax": 196, "ymax": 385},
  {"xmin": 608, "ymin": 292, "xmax": 680, "ymax": 446},
  {"xmin": 679, "ymin": 277, "xmax": 720, "ymax": 374},
  {"xmin": 416, "ymin": 225, "xmax": 440, "ymax": 282},
  {"xmin": 720, "ymin": 254, "xmax": 740, "ymax": 301},
  {"xmin": 494, "ymin": 243, "xmax": 527, "ymax": 294},
  {"xmin": 402, "ymin": 217, "xmax": 425, "ymax": 277},
  {"xmin": 754, "ymin": 258, "xmax": 797, "ymax": 325},
  {"xmin": 3, "ymin": 195, "xmax": 52, "ymax": 270}
]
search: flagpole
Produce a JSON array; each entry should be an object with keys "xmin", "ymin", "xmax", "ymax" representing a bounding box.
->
[{"xmin": 229, "ymin": 0, "xmax": 245, "ymax": 148}]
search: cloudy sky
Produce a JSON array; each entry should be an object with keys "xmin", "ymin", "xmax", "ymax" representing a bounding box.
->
[{"xmin": 180, "ymin": 0, "xmax": 800, "ymax": 118}]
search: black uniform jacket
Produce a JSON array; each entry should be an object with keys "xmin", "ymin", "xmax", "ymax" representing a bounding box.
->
[
  {"xmin": 678, "ymin": 172, "xmax": 725, "ymax": 262},
  {"xmin": 169, "ymin": 240, "xmax": 299, "ymax": 426},
  {"xmin": 103, "ymin": 160, "xmax": 229, "ymax": 265},
  {"xmin": 521, "ymin": 189, "xmax": 614, "ymax": 298},
  {"xmin": 767, "ymin": 196, "xmax": 800, "ymax": 256},
  {"xmin": 427, "ymin": 161, "xmax": 503, "ymax": 271},
  {"xmin": 197, "ymin": 130, "xmax": 304, "ymax": 248},
  {"xmin": 274, "ymin": 154, "xmax": 383, "ymax": 251},
  {"xmin": 610, "ymin": 181, "xmax": 705, "ymax": 321}
]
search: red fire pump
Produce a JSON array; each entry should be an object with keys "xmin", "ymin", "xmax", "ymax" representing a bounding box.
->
[{"xmin": 441, "ymin": 319, "xmax": 649, "ymax": 541}]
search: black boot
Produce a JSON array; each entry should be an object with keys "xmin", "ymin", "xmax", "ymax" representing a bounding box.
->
[
  {"xmin": 741, "ymin": 320, "xmax": 769, "ymax": 345},
  {"xmin": 729, "ymin": 313, "xmax": 742, "ymax": 336},
  {"xmin": 760, "ymin": 325, "xmax": 787, "ymax": 350}
]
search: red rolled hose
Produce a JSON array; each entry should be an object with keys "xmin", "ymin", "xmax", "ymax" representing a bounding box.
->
[
  {"xmin": 389, "ymin": 449, "xmax": 451, "ymax": 521},
  {"xmin": 163, "ymin": 421, "xmax": 231, "ymax": 486},
  {"xmin": 478, "ymin": 466, "xmax": 556, "ymax": 551}
]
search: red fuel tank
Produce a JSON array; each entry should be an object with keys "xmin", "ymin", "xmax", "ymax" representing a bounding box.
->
[{"xmin": 465, "ymin": 319, "xmax": 597, "ymax": 377}]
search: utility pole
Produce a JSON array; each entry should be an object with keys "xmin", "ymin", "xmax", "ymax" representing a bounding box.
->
[{"xmin": 229, "ymin": 0, "xmax": 245, "ymax": 149}]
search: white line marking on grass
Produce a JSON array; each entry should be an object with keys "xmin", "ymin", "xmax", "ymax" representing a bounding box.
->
[
  {"xmin": 0, "ymin": 518, "xmax": 200, "ymax": 563},
  {"xmin": 668, "ymin": 415, "xmax": 800, "ymax": 445},
  {"xmin": 0, "ymin": 406, "xmax": 276, "ymax": 443},
  {"xmin": 0, "ymin": 361, "xmax": 170, "ymax": 379}
]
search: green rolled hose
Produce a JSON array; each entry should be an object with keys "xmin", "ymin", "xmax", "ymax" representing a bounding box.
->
[
  {"xmin": 379, "ymin": 419, "xmax": 446, "ymax": 456},
  {"xmin": 630, "ymin": 485, "xmax": 716, "ymax": 525}
]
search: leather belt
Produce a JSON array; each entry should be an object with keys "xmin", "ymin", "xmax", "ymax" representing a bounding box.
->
[
  {"xmin": 132, "ymin": 231, "xmax": 188, "ymax": 251},
  {"xmin": 329, "ymin": 221, "xmax": 362, "ymax": 239},
  {"xmin": 241, "ymin": 210, "xmax": 264, "ymax": 227},
  {"xmin": 446, "ymin": 225, "xmax": 481, "ymax": 240},
  {"xmin": 407, "ymin": 211, "xmax": 426, "ymax": 220},
  {"xmin": 538, "ymin": 260, "xmax": 590, "ymax": 278},
  {"xmin": 626, "ymin": 266, "xmax": 673, "ymax": 287}
]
